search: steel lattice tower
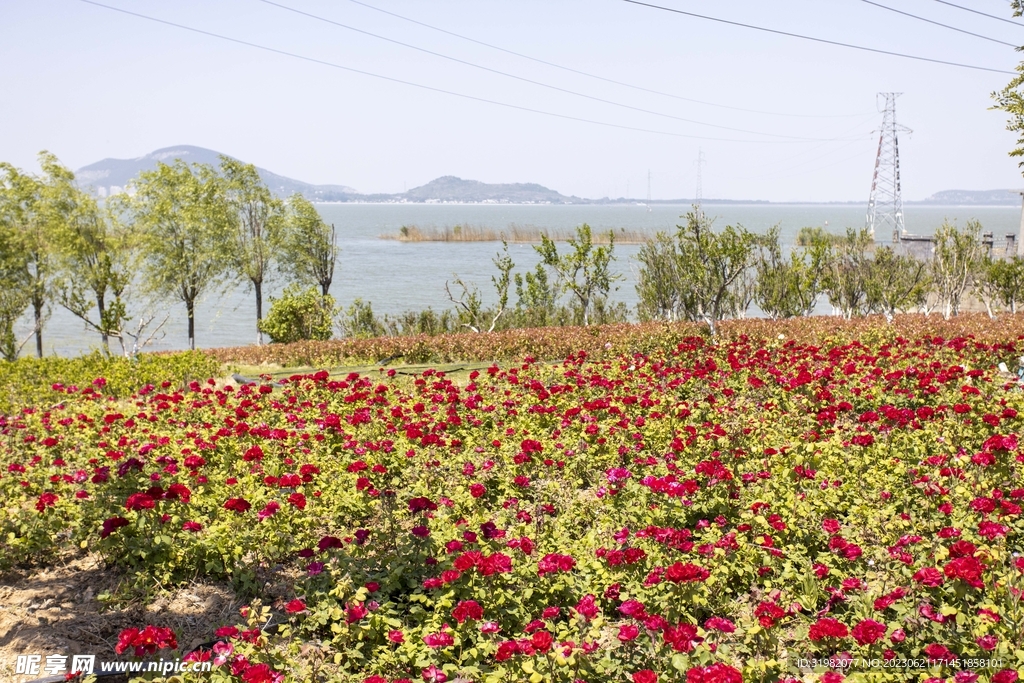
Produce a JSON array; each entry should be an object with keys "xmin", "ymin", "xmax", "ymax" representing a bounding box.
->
[{"xmin": 866, "ymin": 93, "xmax": 911, "ymax": 242}]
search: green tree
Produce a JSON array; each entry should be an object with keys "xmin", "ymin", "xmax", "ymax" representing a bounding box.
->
[
  {"xmin": 341, "ymin": 299, "xmax": 385, "ymax": 338},
  {"xmin": 864, "ymin": 245, "xmax": 930, "ymax": 322},
  {"xmin": 931, "ymin": 220, "xmax": 982, "ymax": 320},
  {"xmin": 635, "ymin": 232, "xmax": 682, "ymax": 322},
  {"xmin": 992, "ymin": 1, "xmax": 1024, "ymax": 170},
  {"xmin": 753, "ymin": 226, "xmax": 831, "ymax": 319},
  {"xmin": 636, "ymin": 211, "xmax": 755, "ymax": 334},
  {"xmin": 0, "ymin": 221, "xmax": 31, "ymax": 360},
  {"xmin": 124, "ymin": 161, "xmax": 233, "ymax": 350},
  {"xmin": 535, "ymin": 224, "xmax": 620, "ymax": 326},
  {"xmin": 221, "ymin": 158, "xmax": 285, "ymax": 345},
  {"xmin": 976, "ymin": 255, "xmax": 1024, "ymax": 316},
  {"xmin": 446, "ymin": 242, "xmax": 515, "ymax": 333},
  {"xmin": 43, "ymin": 154, "xmax": 133, "ymax": 352},
  {"xmin": 283, "ymin": 194, "xmax": 337, "ymax": 297},
  {"xmin": 514, "ymin": 263, "xmax": 561, "ymax": 328},
  {"xmin": 823, "ymin": 228, "xmax": 874, "ymax": 319},
  {"xmin": 0, "ymin": 158, "xmax": 52, "ymax": 357},
  {"xmin": 675, "ymin": 212, "xmax": 756, "ymax": 334}
]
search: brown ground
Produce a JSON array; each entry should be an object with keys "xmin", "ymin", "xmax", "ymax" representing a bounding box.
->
[{"xmin": 0, "ymin": 553, "xmax": 243, "ymax": 682}]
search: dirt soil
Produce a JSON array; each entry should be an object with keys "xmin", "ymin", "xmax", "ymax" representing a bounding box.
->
[{"xmin": 0, "ymin": 553, "xmax": 243, "ymax": 682}]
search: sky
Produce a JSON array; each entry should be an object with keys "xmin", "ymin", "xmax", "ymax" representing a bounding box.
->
[{"xmin": 1, "ymin": 0, "xmax": 1023, "ymax": 201}]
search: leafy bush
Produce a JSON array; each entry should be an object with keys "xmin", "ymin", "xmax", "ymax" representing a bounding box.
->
[
  {"xmin": 258, "ymin": 284, "xmax": 337, "ymax": 344},
  {"xmin": 0, "ymin": 350, "xmax": 219, "ymax": 415}
]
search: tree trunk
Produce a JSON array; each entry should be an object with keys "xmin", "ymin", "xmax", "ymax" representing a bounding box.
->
[
  {"xmin": 255, "ymin": 280, "xmax": 263, "ymax": 346},
  {"xmin": 96, "ymin": 292, "xmax": 109, "ymax": 353},
  {"xmin": 321, "ymin": 281, "xmax": 329, "ymax": 298},
  {"xmin": 33, "ymin": 299, "xmax": 43, "ymax": 358},
  {"xmin": 187, "ymin": 300, "xmax": 195, "ymax": 351}
]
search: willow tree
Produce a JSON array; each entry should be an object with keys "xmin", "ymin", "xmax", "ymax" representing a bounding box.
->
[
  {"xmin": 125, "ymin": 161, "xmax": 233, "ymax": 350},
  {"xmin": 43, "ymin": 154, "xmax": 133, "ymax": 352},
  {"xmin": 283, "ymin": 194, "xmax": 336, "ymax": 297},
  {"xmin": 0, "ymin": 159, "xmax": 51, "ymax": 357},
  {"xmin": 221, "ymin": 158, "xmax": 284, "ymax": 345}
]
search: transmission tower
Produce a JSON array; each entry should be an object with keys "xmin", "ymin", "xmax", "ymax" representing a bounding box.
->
[
  {"xmin": 694, "ymin": 149, "xmax": 706, "ymax": 220},
  {"xmin": 646, "ymin": 169, "xmax": 652, "ymax": 212},
  {"xmin": 866, "ymin": 93, "xmax": 911, "ymax": 242}
]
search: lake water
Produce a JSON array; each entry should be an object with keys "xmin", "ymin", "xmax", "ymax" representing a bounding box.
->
[{"xmin": 22, "ymin": 203, "xmax": 1022, "ymax": 357}]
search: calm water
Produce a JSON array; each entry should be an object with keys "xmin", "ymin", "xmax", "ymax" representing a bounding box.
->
[{"xmin": 23, "ymin": 203, "xmax": 1022, "ymax": 356}]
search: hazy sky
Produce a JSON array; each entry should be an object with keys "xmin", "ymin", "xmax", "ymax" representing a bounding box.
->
[{"xmin": 2, "ymin": 0, "xmax": 1023, "ymax": 201}]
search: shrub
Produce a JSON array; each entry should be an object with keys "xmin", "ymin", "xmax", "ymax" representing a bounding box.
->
[{"xmin": 258, "ymin": 285, "xmax": 336, "ymax": 344}]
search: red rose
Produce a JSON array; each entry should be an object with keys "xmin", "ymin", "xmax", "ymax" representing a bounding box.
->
[
  {"xmin": 618, "ymin": 624, "xmax": 641, "ymax": 641},
  {"xmin": 633, "ymin": 670, "xmax": 658, "ymax": 683},
  {"xmin": 808, "ymin": 617, "xmax": 849, "ymax": 641},
  {"xmin": 531, "ymin": 630, "xmax": 553, "ymax": 652},
  {"xmin": 223, "ymin": 497, "xmax": 251, "ymax": 513},
  {"xmin": 665, "ymin": 561, "xmax": 710, "ymax": 583},
  {"xmin": 452, "ymin": 600, "xmax": 484, "ymax": 624},
  {"xmin": 125, "ymin": 493, "xmax": 156, "ymax": 511},
  {"xmin": 685, "ymin": 663, "xmax": 742, "ymax": 683},
  {"xmin": 285, "ymin": 599, "xmax": 306, "ymax": 613},
  {"xmin": 912, "ymin": 567, "xmax": 944, "ymax": 587},
  {"xmin": 851, "ymin": 619, "xmax": 886, "ymax": 645},
  {"xmin": 101, "ymin": 516, "xmax": 130, "ymax": 538}
]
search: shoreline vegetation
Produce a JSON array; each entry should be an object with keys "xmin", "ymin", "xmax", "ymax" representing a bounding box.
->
[{"xmin": 381, "ymin": 223, "xmax": 651, "ymax": 244}]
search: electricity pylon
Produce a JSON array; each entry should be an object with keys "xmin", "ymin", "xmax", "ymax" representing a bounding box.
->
[{"xmin": 866, "ymin": 93, "xmax": 911, "ymax": 242}]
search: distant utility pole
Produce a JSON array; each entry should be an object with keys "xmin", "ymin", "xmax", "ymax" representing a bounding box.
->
[
  {"xmin": 866, "ymin": 93, "xmax": 911, "ymax": 243},
  {"xmin": 694, "ymin": 149, "xmax": 706, "ymax": 220}
]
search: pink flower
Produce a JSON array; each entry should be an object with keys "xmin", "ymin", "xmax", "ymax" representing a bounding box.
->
[
  {"xmin": 423, "ymin": 631, "xmax": 454, "ymax": 648},
  {"xmin": 388, "ymin": 630, "xmax": 405, "ymax": 643},
  {"xmin": 575, "ymin": 594, "xmax": 600, "ymax": 620},
  {"xmin": 421, "ymin": 665, "xmax": 447, "ymax": 683},
  {"xmin": 257, "ymin": 501, "xmax": 281, "ymax": 521},
  {"xmin": 704, "ymin": 616, "xmax": 736, "ymax": 633},
  {"xmin": 618, "ymin": 624, "xmax": 641, "ymax": 641}
]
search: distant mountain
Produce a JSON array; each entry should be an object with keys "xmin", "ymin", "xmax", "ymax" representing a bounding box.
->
[
  {"xmin": 399, "ymin": 175, "xmax": 575, "ymax": 203},
  {"xmin": 913, "ymin": 189, "xmax": 1021, "ymax": 206},
  {"xmin": 76, "ymin": 145, "xmax": 357, "ymax": 200}
]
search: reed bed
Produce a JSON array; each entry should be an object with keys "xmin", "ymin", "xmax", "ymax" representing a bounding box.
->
[{"xmin": 381, "ymin": 223, "xmax": 651, "ymax": 244}]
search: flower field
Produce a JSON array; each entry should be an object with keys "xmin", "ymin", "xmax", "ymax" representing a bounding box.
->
[{"xmin": 3, "ymin": 320, "xmax": 1024, "ymax": 682}]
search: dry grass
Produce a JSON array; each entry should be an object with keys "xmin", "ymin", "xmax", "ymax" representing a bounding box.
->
[{"xmin": 381, "ymin": 223, "xmax": 651, "ymax": 244}]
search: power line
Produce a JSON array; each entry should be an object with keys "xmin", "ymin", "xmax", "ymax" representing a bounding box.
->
[
  {"xmin": 621, "ymin": 0, "xmax": 1015, "ymax": 75},
  {"xmin": 258, "ymin": 0, "xmax": 834, "ymax": 140},
  {"xmin": 930, "ymin": 0, "xmax": 1024, "ymax": 28},
  {"xmin": 860, "ymin": 0, "xmax": 1016, "ymax": 47},
  {"xmin": 76, "ymin": 0, "xmax": 841, "ymax": 145},
  {"xmin": 344, "ymin": 0, "xmax": 868, "ymax": 119}
]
